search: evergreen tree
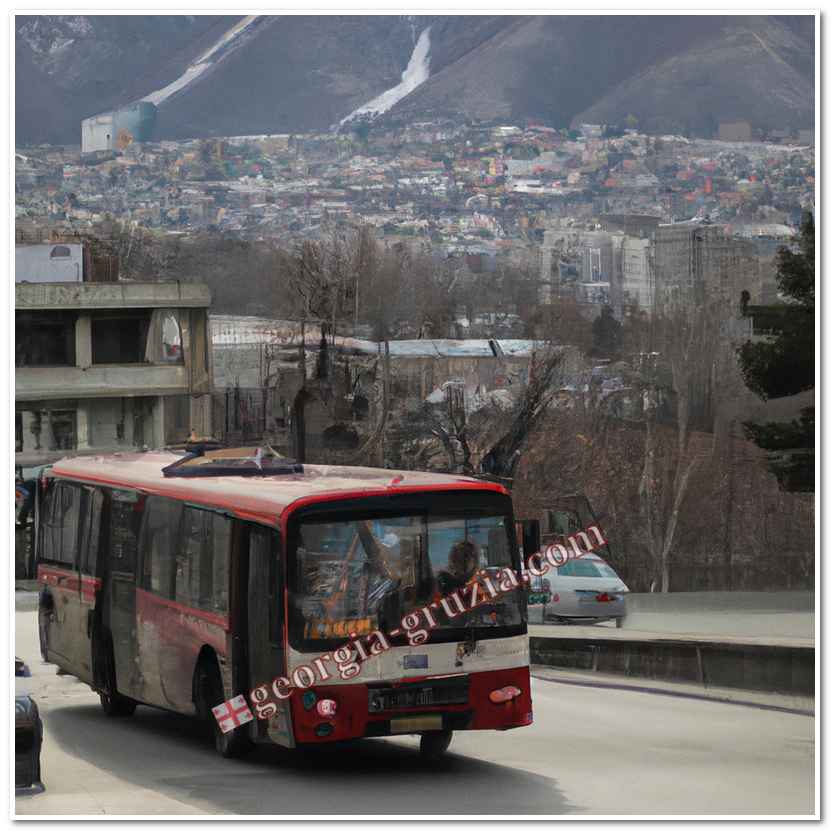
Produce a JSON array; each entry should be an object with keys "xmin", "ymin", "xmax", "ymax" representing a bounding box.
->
[
  {"xmin": 592, "ymin": 305, "xmax": 622, "ymax": 358},
  {"xmin": 738, "ymin": 213, "xmax": 814, "ymax": 491}
]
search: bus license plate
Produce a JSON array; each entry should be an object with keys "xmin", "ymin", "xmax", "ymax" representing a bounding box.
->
[{"xmin": 390, "ymin": 715, "xmax": 443, "ymax": 734}]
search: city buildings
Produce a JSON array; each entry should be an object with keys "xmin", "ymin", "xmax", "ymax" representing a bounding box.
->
[
  {"xmin": 16, "ymin": 120, "xmax": 814, "ymax": 259},
  {"xmin": 539, "ymin": 217, "xmax": 776, "ymax": 318}
]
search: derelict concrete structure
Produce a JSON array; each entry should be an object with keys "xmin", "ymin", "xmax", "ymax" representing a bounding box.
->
[{"xmin": 81, "ymin": 101, "xmax": 157, "ymax": 154}]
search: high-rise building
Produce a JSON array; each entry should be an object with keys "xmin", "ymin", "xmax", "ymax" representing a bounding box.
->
[{"xmin": 651, "ymin": 223, "xmax": 759, "ymax": 313}]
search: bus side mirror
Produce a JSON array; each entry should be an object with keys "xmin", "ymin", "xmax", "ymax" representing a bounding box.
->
[{"xmin": 519, "ymin": 519, "xmax": 540, "ymax": 568}]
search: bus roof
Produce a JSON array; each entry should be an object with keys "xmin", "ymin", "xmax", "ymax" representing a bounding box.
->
[{"xmin": 49, "ymin": 451, "xmax": 508, "ymax": 527}]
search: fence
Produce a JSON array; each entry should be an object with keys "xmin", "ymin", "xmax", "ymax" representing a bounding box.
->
[{"xmin": 212, "ymin": 386, "xmax": 287, "ymax": 447}]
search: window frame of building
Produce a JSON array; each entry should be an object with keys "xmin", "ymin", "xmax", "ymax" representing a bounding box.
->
[
  {"xmin": 15, "ymin": 311, "xmax": 77, "ymax": 368},
  {"xmin": 90, "ymin": 310, "xmax": 153, "ymax": 365}
]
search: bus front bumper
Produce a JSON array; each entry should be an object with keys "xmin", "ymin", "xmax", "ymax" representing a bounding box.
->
[{"xmin": 289, "ymin": 666, "xmax": 532, "ymax": 744}]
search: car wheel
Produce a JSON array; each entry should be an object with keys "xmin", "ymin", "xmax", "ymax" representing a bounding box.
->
[{"xmin": 419, "ymin": 730, "xmax": 453, "ymax": 760}]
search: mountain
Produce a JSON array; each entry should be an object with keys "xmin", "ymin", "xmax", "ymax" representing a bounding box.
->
[
  {"xmin": 15, "ymin": 36, "xmax": 78, "ymax": 146},
  {"xmin": 385, "ymin": 16, "xmax": 814, "ymax": 136},
  {"xmin": 15, "ymin": 15, "xmax": 814, "ymax": 147},
  {"xmin": 571, "ymin": 16, "xmax": 815, "ymax": 136},
  {"xmin": 15, "ymin": 15, "xmax": 231, "ymax": 145},
  {"xmin": 149, "ymin": 16, "xmax": 509, "ymax": 139}
]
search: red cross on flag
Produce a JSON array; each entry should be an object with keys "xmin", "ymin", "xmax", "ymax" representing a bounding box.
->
[{"xmin": 212, "ymin": 695, "xmax": 254, "ymax": 734}]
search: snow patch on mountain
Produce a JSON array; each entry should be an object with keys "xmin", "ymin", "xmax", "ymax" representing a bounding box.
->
[
  {"xmin": 142, "ymin": 15, "xmax": 261, "ymax": 106},
  {"xmin": 340, "ymin": 26, "xmax": 431, "ymax": 126}
]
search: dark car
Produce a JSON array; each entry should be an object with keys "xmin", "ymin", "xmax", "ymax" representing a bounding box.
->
[{"xmin": 15, "ymin": 658, "xmax": 43, "ymax": 794}]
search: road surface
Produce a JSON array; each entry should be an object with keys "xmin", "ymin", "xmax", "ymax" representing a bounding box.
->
[{"xmin": 15, "ymin": 601, "xmax": 815, "ymax": 816}]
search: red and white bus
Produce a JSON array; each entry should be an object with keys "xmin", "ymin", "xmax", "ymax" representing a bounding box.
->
[{"xmin": 36, "ymin": 446, "xmax": 531, "ymax": 758}]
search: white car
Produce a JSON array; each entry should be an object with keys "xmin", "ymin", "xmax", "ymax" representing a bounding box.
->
[{"xmin": 534, "ymin": 553, "xmax": 629, "ymax": 627}]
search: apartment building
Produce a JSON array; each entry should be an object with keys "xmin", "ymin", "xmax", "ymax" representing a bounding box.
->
[{"xmin": 16, "ymin": 278, "xmax": 213, "ymax": 466}]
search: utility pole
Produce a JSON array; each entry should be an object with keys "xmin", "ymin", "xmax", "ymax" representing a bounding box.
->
[{"xmin": 354, "ymin": 269, "xmax": 359, "ymax": 336}]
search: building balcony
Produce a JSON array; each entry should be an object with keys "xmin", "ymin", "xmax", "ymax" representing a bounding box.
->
[{"xmin": 16, "ymin": 364, "xmax": 190, "ymax": 402}]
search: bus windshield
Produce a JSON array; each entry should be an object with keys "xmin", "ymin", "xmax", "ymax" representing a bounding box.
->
[{"xmin": 292, "ymin": 512, "xmax": 523, "ymax": 647}]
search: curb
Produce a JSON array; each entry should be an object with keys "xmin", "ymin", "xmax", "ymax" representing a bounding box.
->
[
  {"xmin": 530, "ymin": 666, "xmax": 814, "ymax": 716},
  {"xmin": 15, "ymin": 581, "xmax": 40, "ymax": 593},
  {"xmin": 530, "ymin": 634, "xmax": 814, "ymax": 697}
]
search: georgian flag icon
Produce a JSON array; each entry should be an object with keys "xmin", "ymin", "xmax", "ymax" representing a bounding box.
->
[{"xmin": 212, "ymin": 695, "xmax": 254, "ymax": 734}]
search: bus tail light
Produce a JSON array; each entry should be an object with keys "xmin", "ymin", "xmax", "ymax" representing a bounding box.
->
[
  {"xmin": 316, "ymin": 699, "xmax": 337, "ymax": 718},
  {"xmin": 489, "ymin": 686, "xmax": 522, "ymax": 704}
]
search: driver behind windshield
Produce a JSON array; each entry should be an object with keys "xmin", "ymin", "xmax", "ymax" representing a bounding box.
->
[{"xmin": 436, "ymin": 540, "xmax": 480, "ymax": 595}]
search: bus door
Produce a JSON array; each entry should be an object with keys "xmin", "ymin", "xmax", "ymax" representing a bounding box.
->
[
  {"xmin": 245, "ymin": 524, "xmax": 292, "ymax": 747},
  {"xmin": 76, "ymin": 487, "xmax": 104, "ymax": 684},
  {"xmin": 38, "ymin": 481, "xmax": 84, "ymax": 668},
  {"xmin": 103, "ymin": 490, "xmax": 144, "ymax": 700}
]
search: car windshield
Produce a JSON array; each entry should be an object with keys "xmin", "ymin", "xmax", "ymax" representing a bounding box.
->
[
  {"xmin": 293, "ymin": 513, "xmax": 523, "ymax": 645},
  {"xmin": 557, "ymin": 558, "xmax": 619, "ymax": 579}
]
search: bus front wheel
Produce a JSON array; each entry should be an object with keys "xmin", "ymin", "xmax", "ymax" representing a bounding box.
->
[
  {"xmin": 195, "ymin": 658, "xmax": 252, "ymax": 759},
  {"xmin": 420, "ymin": 730, "xmax": 453, "ymax": 760}
]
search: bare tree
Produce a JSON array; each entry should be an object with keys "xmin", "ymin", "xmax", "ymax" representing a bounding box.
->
[{"xmin": 478, "ymin": 346, "xmax": 566, "ymax": 480}]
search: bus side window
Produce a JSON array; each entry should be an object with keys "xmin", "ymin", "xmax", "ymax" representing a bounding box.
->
[
  {"xmin": 207, "ymin": 513, "xmax": 231, "ymax": 614},
  {"xmin": 40, "ymin": 483, "xmax": 82, "ymax": 568},
  {"xmin": 175, "ymin": 507, "xmax": 231, "ymax": 614},
  {"xmin": 249, "ymin": 526, "xmax": 281, "ymax": 644},
  {"xmin": 79, "ymin": 489, "xmax": 104, "ymax": 575},
  {"xmin": 138, "ymin": 496, "xmax": 181, "ymax": 599},
  {"xmin": 176, "ymin": 507, "xmax": 204, "ymax": 610},
  {"xmin": 38, "ymin": 484, "xmax": 59, "ymax": 563},
  {"xmin": 109, "ymin": 490, "xmax": 143, "ymax": 574}
]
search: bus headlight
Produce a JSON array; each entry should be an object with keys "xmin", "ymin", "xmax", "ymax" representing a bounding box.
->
[{"xmin": 489, "ymin": 686, "xmax": 522, "ymax": 704}]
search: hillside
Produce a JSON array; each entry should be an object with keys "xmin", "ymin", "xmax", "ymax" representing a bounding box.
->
[{"xmin": 15, "ymin": 15, "xmax": 814, "ymax": 146}]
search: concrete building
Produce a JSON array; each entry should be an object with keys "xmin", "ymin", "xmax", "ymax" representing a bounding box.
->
[
  {"xmin": 620, "ymin": 236, "xmax": 653, "ymax": 312},
  {"xmin": 540, "ymin": 218, "xmax": 767, "ymax": 318},
  {"xmin": 652, "ymin": 223, "xmax": 760, "ymax": 312},
  {"xmin": 15, "ymin": 243, "xmax": 84, "ymax": 283},
  {"xmin": 539, "ymin": 226, "xmax": 624, "ymax": 309},
  {"xmin": 16, "ymin": 280, "xmax": 213, "ymax": 466},
  {"xmin": 81, "ymin": 101, "xmax": 157, "ymax": 154}
]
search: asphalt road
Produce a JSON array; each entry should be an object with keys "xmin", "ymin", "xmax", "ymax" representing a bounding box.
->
[{"xmin": 14, "ymin": 602, "xmax": 815, "ymax": 817}]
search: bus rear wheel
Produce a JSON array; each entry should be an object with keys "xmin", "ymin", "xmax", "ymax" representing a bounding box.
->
[
  {"xmin": 419, "ymin": 729, "xmax": 453, "ymax": 760},
  {"xmin": 99, "ymin": 690, "xmax": 137, "ymax": 717},
  {"xmin": 195, "ymin": 658, "xmax": 252, "ymax": 759},
  {"xmin": 96, "ymin": 635, "xmax": 136, "ymax": 717}
]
